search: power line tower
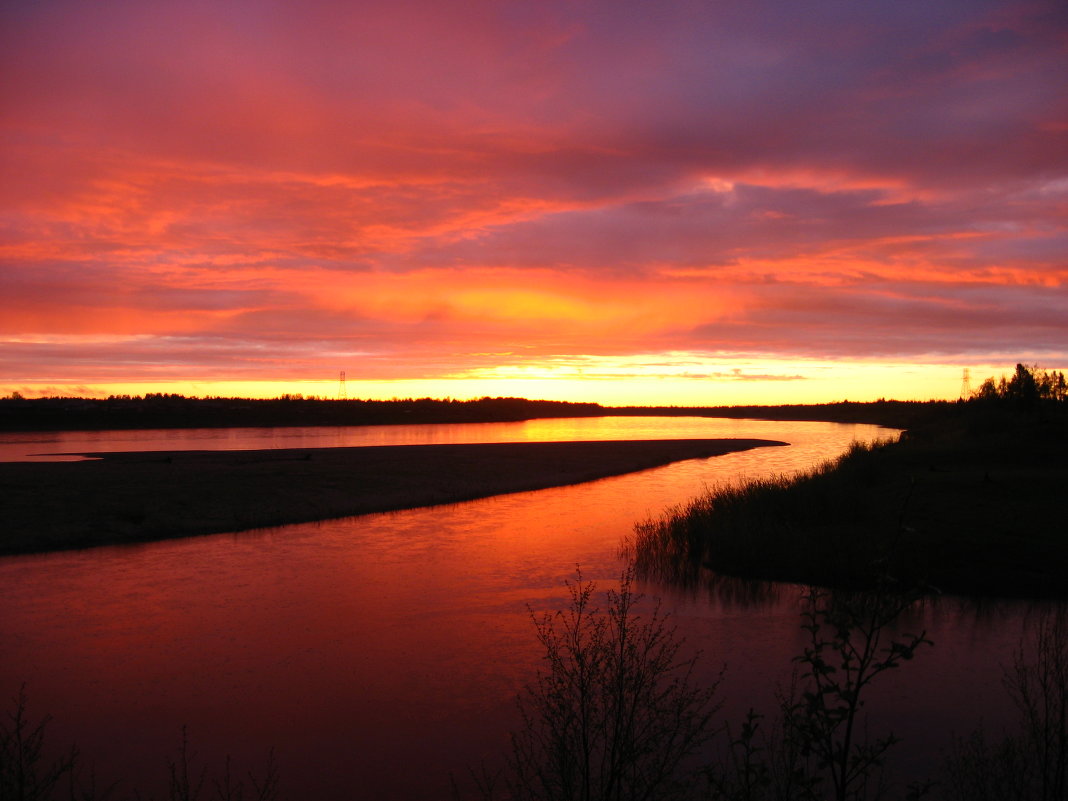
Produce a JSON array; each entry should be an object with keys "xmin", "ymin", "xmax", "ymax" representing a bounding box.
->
[
  {"xmin": 960, "ymin": 368, "xmax": 971, "ymax": 399},
  {"xmin": 338, "ymin": 370, "xmax": 347, "ymax": 401}
]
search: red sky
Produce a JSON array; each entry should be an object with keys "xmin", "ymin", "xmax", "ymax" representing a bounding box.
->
[{"xmin": 2, "ymin": 0, "xmax": 1066, "ymax": 404}]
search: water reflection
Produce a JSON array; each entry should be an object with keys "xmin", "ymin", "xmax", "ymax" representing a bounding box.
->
[
  {"xmin": 0, "ymin": 417, "xmax": 1052, "ymax": 799},
  {"xmin": 626, "ymin": 558, "xmax": 792, "ymax": 610},
  {"xmin": 0, "ymin": 415, "xmax": 893, "ymax": 462},
  {"xmin": 694, "ymin": 572, "xmax": 792, "ymax": 609}
]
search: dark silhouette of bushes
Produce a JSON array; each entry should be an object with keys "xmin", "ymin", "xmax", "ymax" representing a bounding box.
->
[
  {"xmin": 942, "ymin": 610, "xmax": 1068, "ymax": 801},
  {"xmin": 631, "ymin": 364, "xmax": 1068, "ymax": 598},
  {"xmin": 973, "ymin": 364, "xmax": 1068, "ymax": 406},
  {"xmin": 481, "ymin": 575, "xmax": 935, "ymax": 801},
  {"xmin": 0, "ymin": 693, "xmax": 279, "ymax": 801},
  {"xmin": 9, "ymin": 578, "xmax": 1066, "ymax": 801},
  {"xmin": 506, "ymin": 570, "xmax": 721, "ymax": 801},
  {"xmin": 0, "ymin": 686, "xmax": 75, "ymax": 801},
  {"xmin": 707, "ymin": 587, "xmax": 932, "ymax": 801}
]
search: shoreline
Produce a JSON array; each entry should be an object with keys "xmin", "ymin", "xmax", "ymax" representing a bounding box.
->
[
  {"xmin": 0, "ymin": 396, "xmax": 942, "ymax": 432},
  {"xmin": 632, "ymin": 412, "xmax": 1068, "ymax": 599},
  {"xmin": 0, "ymin": 438, "xmax": 785, "ymax": 556}
]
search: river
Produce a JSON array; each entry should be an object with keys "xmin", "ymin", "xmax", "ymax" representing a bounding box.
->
[{"xmin": 0, "ymin": 417, "xmax": 1055, "ymax": 798}]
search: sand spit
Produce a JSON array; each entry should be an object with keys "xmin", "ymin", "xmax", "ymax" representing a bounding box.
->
[{"xmin": 0, "ymin": 438, "xmax": 785, "ymax": 555}]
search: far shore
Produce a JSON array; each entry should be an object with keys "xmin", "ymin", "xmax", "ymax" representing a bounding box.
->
[
  {"xmin": 0, "ymin": 438, "xmax": 785, "ymax": 556},
  {"xmin": 0, "ymin": 394, "xmax": 941, "ymax": 432}
]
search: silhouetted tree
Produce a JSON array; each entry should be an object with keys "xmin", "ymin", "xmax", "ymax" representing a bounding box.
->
[
  {"xmin": 508, "ymin": 570, "xmax": 721, "ymax": 801},
  {"xmin": 944, "ymin": 610, "xmax": 1068, "ymax": 801},
  {"xmin": 707, "ymin": 588, "xmax": 932, "ymax": 801},
  {"xmin": 0, "ymin": 686, "xmax": 75, "ymax": 801},
  {"xmin": 973, "ymin": 364, "xmax": 1067, "ymax": 406}
]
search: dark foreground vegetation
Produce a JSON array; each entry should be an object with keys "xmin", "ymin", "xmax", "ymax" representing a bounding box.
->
[
  {"xmin": 1, "ymin": 690, "xmax": 280, "ymax": 801},
  {"xmin": 461, "ymin": 572, "xmax": 1068, "ymax": 801},
  {"xmin": 7, "ymin": 572, "xmax": 1067, "ymax": 801},
  {"xmin": 632, "ymin": 365, "xmax": 1068, "ymax": 598}
]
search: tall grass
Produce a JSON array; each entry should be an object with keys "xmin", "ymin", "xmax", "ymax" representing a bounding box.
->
[
  {"xmin": 632, "ymin": 396, "xmax": 1068, "ymax": 598},
  {"xmin": 629, "ymin": 440, "xmax": 916, "ymax": 592}
]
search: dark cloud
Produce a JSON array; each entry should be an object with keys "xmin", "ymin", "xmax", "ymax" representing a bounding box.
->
[
  {"xmin": 681, "ymin": 280, "xmax": 1068, "ymax": 359},
  {"xmin": 1, "ymin": 0, "xmax": 1065, "ymax": 394}
]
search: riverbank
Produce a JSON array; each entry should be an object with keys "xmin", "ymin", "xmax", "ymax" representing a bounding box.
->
[
  {"xmin": 632, "ymin": 403, "xmax": 1068, "ymax": 598},
  {"xmin": 0, "ymin": 438, "xmax": 784, "ymax": 556}
]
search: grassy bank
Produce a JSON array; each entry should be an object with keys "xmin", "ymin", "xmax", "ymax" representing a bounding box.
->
[{"xmin": 632, "ymin": 376, "xmax": 1068, "ymax": 598}]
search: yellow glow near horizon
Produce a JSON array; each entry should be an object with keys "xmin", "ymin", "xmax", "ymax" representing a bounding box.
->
[{"xmin": 4, "ymin": 358, "xmax": 1045, "ymax": 406}]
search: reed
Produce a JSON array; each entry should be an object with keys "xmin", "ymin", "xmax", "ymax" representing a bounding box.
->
[
  {"xmin": 630, "ymin": 440, "xmax": 912, "ymax": 592},
  {"xmin": 630, "ymin": 397, "xmax": 1068, "ymax": 598}
]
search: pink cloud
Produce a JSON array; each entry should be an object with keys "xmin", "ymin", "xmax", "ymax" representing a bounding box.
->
[{"xmin": 1, "ymin": 0, "xmax": 1066, "ymax": 396}]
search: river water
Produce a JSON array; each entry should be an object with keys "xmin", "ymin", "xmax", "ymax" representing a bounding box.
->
[
  {"xmin": 0, "ymin": 415, "xmax": 892, "ymax": 461},
  {"xmin": 0, "ymin": 418, "xmax": 1055, "ymax": 798}
]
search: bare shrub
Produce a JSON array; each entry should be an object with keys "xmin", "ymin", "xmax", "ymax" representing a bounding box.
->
[
  {"xmin": 507, "ymin": 569, "xmax": 721, "ymax": 801},
  {"xmin": 943, "ymin": 609, "xmax": 1067, "ymax": 801},
  {"xmin": 0, "ymin": 685, "xmax": 75, "ymax": 801},
  {"xmin": 707, "ymin": 588, "xmax": 932, "ymax": 801}
]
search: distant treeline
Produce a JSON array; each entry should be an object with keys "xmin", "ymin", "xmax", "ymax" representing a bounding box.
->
[
  {"xmin": 0, "ymin": 392, "xmax": 950, "ymax": 432},
  {"xmin": 0, "ymin": 395, "xmax": 607, "ymax": 431},
  {"xmin": 609, "ymin": 399, "xmax": 948, "ymax": 429}
]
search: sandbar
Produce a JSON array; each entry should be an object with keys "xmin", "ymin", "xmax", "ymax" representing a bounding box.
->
[{"xmin": 0, "ymin": 438, "xmax": 785, "ymax": 555}]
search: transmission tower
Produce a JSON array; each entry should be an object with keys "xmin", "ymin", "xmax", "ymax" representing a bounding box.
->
[
  {"xmin": 960, "ymin": 368, "xmax": 971, "ymax": 399},
  {"xmin": 338, "ymin": 370, "xmax": 347, "ymax": 400}
]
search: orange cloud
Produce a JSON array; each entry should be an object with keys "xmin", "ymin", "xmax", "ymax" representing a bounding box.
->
[{"xmin": 2, "ymin": 0, "xmax": 1066, "ymax": 403}]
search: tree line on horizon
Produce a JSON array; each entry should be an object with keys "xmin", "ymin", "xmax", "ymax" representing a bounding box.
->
[
  {"xmin": 0, "ymin": 394, "xmax": 608, "ymax": 431},
  {"xmin": 2, "ymin": 363, "xmax": 1064, "ymax": 433},
  {"xmin": 971, "ymin": 363, "xmax": 1067, "ymax": 404}
]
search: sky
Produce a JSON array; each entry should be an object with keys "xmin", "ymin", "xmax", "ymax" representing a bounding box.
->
[{"xmin": 2, "ymin": 0, "xmax": 1066, "ymax": 405}]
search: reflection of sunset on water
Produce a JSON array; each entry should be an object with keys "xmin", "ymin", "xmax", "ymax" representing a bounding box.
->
[{"xmin": 0, "ymin": 418, "xmax": 1024, "ymax": 799}]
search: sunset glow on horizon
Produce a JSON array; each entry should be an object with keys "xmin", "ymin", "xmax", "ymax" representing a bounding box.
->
[{"xmin": 2, "ymin": 0, "xmax": 1066, "ymax": 406}]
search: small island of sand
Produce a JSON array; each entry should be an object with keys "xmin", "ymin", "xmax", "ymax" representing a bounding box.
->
[{"xmin": 0, "ymin": 438, "xmax": 785, "ymax": 555}]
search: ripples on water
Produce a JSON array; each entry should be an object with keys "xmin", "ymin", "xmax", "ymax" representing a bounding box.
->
[
  {"xmin": 0, "ymin": 415, "xmax": 886, "ymax": 462},
  {"xmin": 0, "ymin": 417, "xmax": 1054, "ymax": 799}
]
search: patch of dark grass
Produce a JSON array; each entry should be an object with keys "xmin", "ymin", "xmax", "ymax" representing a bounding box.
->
[
  {"xmin": 631, "ymin": 441, "xmax": 910, "ymax": 592},
  {"xmin": 630, "ymin": 399, "xmax": 1068, "ymax": 598}
]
